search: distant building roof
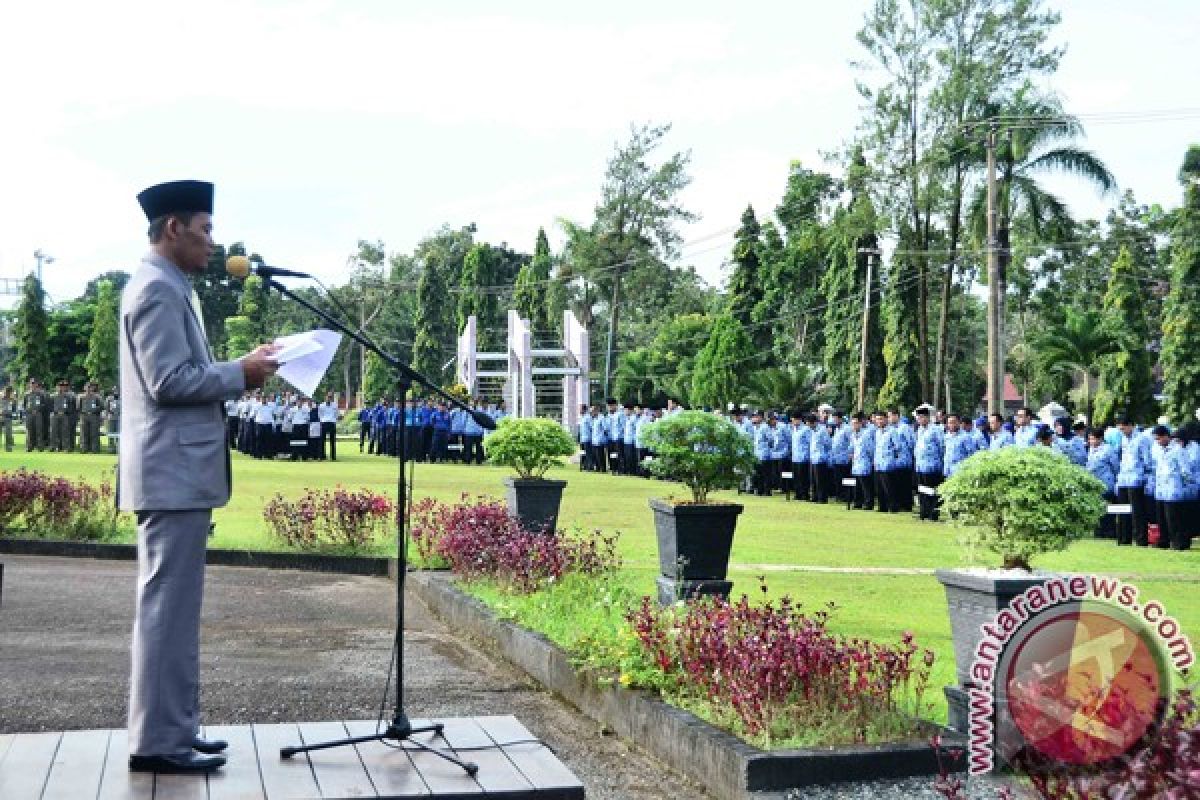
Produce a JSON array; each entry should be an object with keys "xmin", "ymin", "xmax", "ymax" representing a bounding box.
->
[{"xmin": 982, "ymin": 374, "xmax": 1022, "ymax": 404}]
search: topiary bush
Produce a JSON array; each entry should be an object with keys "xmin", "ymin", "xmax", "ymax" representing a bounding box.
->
[
  {"xmin": 938, "ymin": 446, "xmax": 1106, "ymax": 571},
  {"xmin": 485, "ymin": 417, "xmax": 577, "ymax": 479},
  {"xmin": 639, "ymin": 410, "xmax": 756, "ymax": 503}
]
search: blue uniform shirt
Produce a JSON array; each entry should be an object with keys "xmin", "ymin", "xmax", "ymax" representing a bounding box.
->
[
  {"xmin": 791, "ymin": 425, "xmax": 812, "ymax": 464},
  {"xmin": 416, "ymin": 405, "xmax": 433, "ymax": 427},
  {"xmin": 943, "ymin": 430, "xmax": 973, "ymax": 477},
  {"xmin": 463, "ymin": 410, "xmax": 484, "ymax": 437},
  {"xmin": 579, "ymin": 414, "xmax": 592, "ymax": 444},
  {"xmin": 635, "ymin": 413, "xmax": 655, "ymax": 449},
  {"xmin": 809, "ymin": 425, "xmax": 832, "ymax": 465},
  {"xmin": 892, "ymin": 424, "xmax": 914, "ymax": 468},
  {"xmin": 589, "ymin": 415, "xmax": 608, "ymax": 446},
  {"xmin": 1086, "ymin": 442, "xmax": 1119, "ymax": 495},
  {"xmin": 851, "ymin": 425, "xmax": 875, "ymax": 476},
  {"xmin": 914, "ymin": 423, "xmax": 944, "ymax": 475},
  {"xmin": 875, "ymin": 425, "xmax": 899, "ymax": 472},
  {"xmin": 1014, "ymin": 424, "xmax": 1040, "ymax": 448},
  {"xmin": 622, "ymin": 413, "xmax": 637, "ymax": 445},
  {"xmin": 358, "ymin": 407, "xmax": 371, "ymax": 424},
  {"xmin": 753, "ymin": 423, "xmax": 772, "ymax": 461},
  {"xmin": 431, "ymin": 410, "xmax": 451, "ymax": 432},
  {"xmin": 1153, "ymin": 441, "xmax": 1192, "ymax": 503},
  {"xmin": 1187, "ymin": 442, "xmax": 1200, "ymax": 500},
  {"xmin": 1116, "ymin": 430, "xmax": 1153, "ymax": 489},
  {"xmin": 831, "ymin": 424, "xmax": 853, "ymax": 465},
  {"xmin": 608, "ymin": 411, "xmax": 625, "ymax": 443},
  {"xmin": 769, "ymin": 424, "xmax": 790, "ymax": 460},
  {"xmin": 1054, "ymin": 435, "xmax": 1087, "ymax": 466},
  {"xmin": 449, "ymin": 408, "xmax": 467, "ymax": 434},
  {"xmin": 989, "ymin": 430, "xmax": 1014, "ymax": 450}
]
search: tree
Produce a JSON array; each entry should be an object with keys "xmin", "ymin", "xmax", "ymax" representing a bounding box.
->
[
  {"xmin": 1033, "ymin": 308, "xmax": 1119, "ymax": 421},
  {"xmin": 743, "ymin": 365, "xmax": 826, "ymax": 413},
  {"xmin": 726, "ymin": 205, "xmax": 765, "ymax": 349},
  {"xmin": 46, "ymin": 298, "xmax": 94, "ymax": 386},
  {"xmin": 878, "ymin": 246, "xmax": 922, "ymax": 410},
  {"xmin": 457, "ymin": 243, "xmax": 501, "ymax": 349},
  {"xmin": 1160, "ymin": 146, "xmax": 1200, "ymax": 423},
  {"xmin": 514, "ymin": 228, "xmax": 554, "ymax": 333},
  {"xmin": 573, "ymin": 123, "xmax": 697, "ymax": 396},
  {"xmin": 1093, "ymin": 247, "xmax": 1156, "ymax": 425},
  {"xmin": 84, "ymin": 279, "xmax": 119, "ymax": 387},
  {"xmin": 12, "ymin": 275, "xmax": 51, "ymax": 387},
  {"xmin": 690, "ymin": 316, "xmax": 752, "ymax": 410},
  {"xmin": 223, "ymin": 274, "xmax": 267, "ymax": 360},
  {"xmin": 412, "ymin": 224, "xmax": 475, "ymax": 383}
]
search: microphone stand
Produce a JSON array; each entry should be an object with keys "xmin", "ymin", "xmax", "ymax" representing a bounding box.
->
[{"xmin": 260, "ymin": 276, "xmax": 485, "ymax": 775}]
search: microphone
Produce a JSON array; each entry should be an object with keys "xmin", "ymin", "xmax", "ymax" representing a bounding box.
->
[{"xmin": 226, "ymin": 255, "xmax": 311, "ymax": 280}]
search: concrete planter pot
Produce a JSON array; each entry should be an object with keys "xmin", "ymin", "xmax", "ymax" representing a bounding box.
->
[
  {"xmin": 503, "ymin": 477, "xmax": 567, "ymax": 534},
  {"xmin": 649, "ymin": 497, "xmax": 743, "ymax": 604},
  {"xmin": 935, "ymin": 567, "xmax": 1053, "ymax": 733}
]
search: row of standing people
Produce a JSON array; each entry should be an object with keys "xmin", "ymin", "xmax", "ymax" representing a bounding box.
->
[
  {"xmin": 356, "ymin": 397, "xmax": 508, "ymax": 464},
  {"xmin": 226, "ymin": 390, "xmax": 341, "ymax": 461},
  {"xmin": 6, "ymin": 378, "xmax": 119, "ymax": 454},
  {"xmin": 575, "ymin": 399, "xmax": 688, "ymax": 476}
]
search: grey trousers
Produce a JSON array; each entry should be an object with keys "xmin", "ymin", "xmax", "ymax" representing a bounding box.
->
[{"xmin": 128, "ymin": 509, "xmax": 210, "ymax": 757}]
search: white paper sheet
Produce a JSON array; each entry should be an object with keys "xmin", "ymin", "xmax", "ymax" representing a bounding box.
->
[{"xmin": 272, "ymin": 328, "xmax": 342, "ymax": 397}]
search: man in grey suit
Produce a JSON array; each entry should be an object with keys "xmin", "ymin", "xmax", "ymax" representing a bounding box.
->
[{"xmin": 120, "ymin": 180, "xmax": 278, "ymax": 774}]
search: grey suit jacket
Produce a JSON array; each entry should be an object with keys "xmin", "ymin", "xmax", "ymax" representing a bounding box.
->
[{"xmin": 117, "ymin": 252, "xmax": 245, "ymax": 512}]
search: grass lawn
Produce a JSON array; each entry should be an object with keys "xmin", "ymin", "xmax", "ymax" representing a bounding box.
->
[{"xmin": 7, "ymin": 433, "xmax": 1200, "ymax": 729}]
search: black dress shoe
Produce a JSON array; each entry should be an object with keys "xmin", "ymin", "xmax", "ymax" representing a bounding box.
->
[
  {"xmin": 192, "ymin": 736, "xmax": 229, "ymax": 754},
  {"xmin": 129, "ymin": 752, "xmax": 226, "ymax": 773}
]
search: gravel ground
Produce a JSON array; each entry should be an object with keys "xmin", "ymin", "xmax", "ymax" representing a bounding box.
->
[{"xmin": 0, "ymin": 555, "xmax": 1009, "ymax": 799}]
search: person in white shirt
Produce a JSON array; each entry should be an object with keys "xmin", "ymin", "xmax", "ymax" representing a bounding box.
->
[
  {"xmin": 289, "ymin": 400, "xmax": 312, "ymax": 461},
  {"xmin": 318, "ymin": 391, "xmax": 340, "ymax": 461},
  {"xmin": 254, "ymin": 396, "xmax": 276, "ymax": 459}
]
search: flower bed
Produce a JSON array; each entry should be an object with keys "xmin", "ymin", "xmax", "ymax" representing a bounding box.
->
[{"xmin": 0, "ymin": 468, "xmax": 128, "ymax": 541}]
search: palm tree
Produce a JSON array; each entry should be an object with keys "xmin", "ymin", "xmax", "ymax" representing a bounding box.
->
[
  {"xmin": 743, "ymin": 365, "xmax": 827, "ymax": 413},
  {"xmin": 1033, "ymin": 308, "xmax": 1120, "ymax": 421}
]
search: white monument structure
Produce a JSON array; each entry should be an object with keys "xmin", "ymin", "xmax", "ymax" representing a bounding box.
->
[{"xmin": 456, "ymin": 310, "xmax": 589, "ymax": 432}]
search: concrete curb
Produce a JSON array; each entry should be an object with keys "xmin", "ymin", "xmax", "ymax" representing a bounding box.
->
[
  {"xmin": 409, "ymin": 571, "xmax": 965, "ymax": 799},
  {"xmin": 0, "ymin": 538, "xmax": 391, "ymax": 576}
]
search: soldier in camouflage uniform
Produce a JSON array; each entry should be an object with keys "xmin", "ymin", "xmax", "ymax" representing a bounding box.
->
[
  {"xmin": 105, "ymin": 387, "xmax": 120, "ymax": 454},
  {"xmin": 50, "ymin": 379, "xmax": 77, "ymax": 452},
  {"xmin": 79, "ymin": 381, "xmax": 105, "ymax": 453},
  {"xmin": 1, "ymin": 386, "xmax": 16, "ymax": 451},
  {"xmin": 23, "ymin": 378, "xmax": 49, "ymax": 451}
]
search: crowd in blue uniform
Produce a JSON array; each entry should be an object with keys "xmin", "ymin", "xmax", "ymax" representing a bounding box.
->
[
  {"xmin": 577, "ymin": 397, "xmax": 1200, "ymax": 552},
  {"xmin": 356, "ymin": 397, "xmax": 508, "ymax": 463}
]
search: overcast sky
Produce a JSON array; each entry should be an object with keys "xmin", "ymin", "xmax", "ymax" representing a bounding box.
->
[{"xmin": 1, "ymin": 0, "xmax": 1196, "ymax": 308}]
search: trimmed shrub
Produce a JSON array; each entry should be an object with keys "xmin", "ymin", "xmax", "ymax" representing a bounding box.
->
[
  {"xmin": 485, "ymin": 417, "xmax": 577, "ymax": 479},
  {"xmin": 0, "ymin": 469, "xmax": 126, "ymax": 541},
  {"xmin": 263, "ymin": 486, "xmax": 393, "ymax": 553},
  {"xmin": 639, "ymin": 411, "xmax": 756, "ymax": 503}
]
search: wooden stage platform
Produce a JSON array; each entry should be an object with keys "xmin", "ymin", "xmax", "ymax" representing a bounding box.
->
[{"xmin": 0, "ymin": 717, "xmax": 585, "ymax": 800}]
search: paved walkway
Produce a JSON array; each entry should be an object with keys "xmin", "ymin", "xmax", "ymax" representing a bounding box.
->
[{"xmin": 0, "ymin": 556, "xmax": 706, "ymax": 800}]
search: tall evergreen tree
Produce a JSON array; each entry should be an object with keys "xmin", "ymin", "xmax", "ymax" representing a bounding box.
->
[
  {"xmin": 1161, "ymin": 146, "xmax": 1200, "ymax": 423},
  {"xmin": 878, "ymin": 246, "xmax": 922, "ymax": 411},
  {"xmin": 412, "ymin": 225, "xmax": 475, "ymax": 384},
  {"xmin": 12, "ymin": 274, "xmax": 51, "ymax": 387},
  {"xmin": 513, "ymin": 228, "xmax": 553, "ymax": 331},
  {"xmin": 84, "ymin": 279, "xmax": 119, "ymax": 387},
  {"xmin": 223, "ymin": 274, "xmax": 268, "ymax": 360},
  {"xmin": 1094, "ymin": 246, "xmax": 1156, "ymax": 424},
  {"xmin": 690, "ymin": 315, "xmax": 752, "ymax": 411},
  {"xmin": 457, "ymin": 243, "xmax": 499, "ymax": 348},
  {"xmin": 726, "ymin": 205, "xmax": 765, "ymax": 346}
]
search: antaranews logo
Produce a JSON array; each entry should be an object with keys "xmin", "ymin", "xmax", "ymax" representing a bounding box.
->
[{"xmin": 967, "ymin": 574, "xmax": 1193, "ymax": 775}]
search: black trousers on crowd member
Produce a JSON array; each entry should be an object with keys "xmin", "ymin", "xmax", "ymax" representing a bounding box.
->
[
  {"xmin": 854, "ymin": 473, "xmax": 875, "ymax": 510},
  {"xmin": 811, "ymin": 463, "xmax": 832, "ymax": 503},
  {"xmin": 421, "ymin": 426, "xmax": 434, "ymax": 462},
  {"xmin": 590, "ymin": 444, "xmax": 607, "ymax": 473},
  {"xmin": 607, "ymin": 442, "xmax": 622, "ymax": 474},
  {"xmin": 916, "ymin": 472, "xmax": 942, "ymax": 521},
  {"xmin": 359, "ymin": 421, "xmax": 371, "ymax": 453},
  {"xmin": 623, "ymin": 443, "xmax": 638, "ymax": 476},
  {"xmin": 877, "ymin": 469, "xmax": 901, "ymax": 512},
  {"xmin": 790, "ymin": 463, "xmax": 810, "ymax": 501},
  {"xmin": 1116, "ymin": 486, "xmax": 1148, "ymax": 546},
  {"xmin": 1157, "ymin": 500, "xmax": 1191, "ymax": 551},
  {"xmin": 833, "ymin": 463, "xmax": 851, "ymax": 503},
  {"xmin": 1096, "ymin": 492, "xmax": 1117, "ymax": 538},
  {"xmin": 463, "ymin": 434, "xmax": 484, "ymax": 464},
  {"xmin": 227, "ymin": 417, "xmax": 239, "ymax": 449},
  {"xmin": 321, "ymin": 421, "xmax": 337, "ymax": 460},
  {"xmin": 255, "ymin": 422, "xmax": 273, "ymax": 459},
  {"xmin": 753, "ymin": 460, "xmax": 771, "ymax": 496},
  {"xmin": 431, "ymin": 430, "xmax": 449, "ymax": 462}
]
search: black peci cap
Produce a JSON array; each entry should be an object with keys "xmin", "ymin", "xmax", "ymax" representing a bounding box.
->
[{"xmin": 137, "ymin": 180, "xmax": 214, "ymax": 221}]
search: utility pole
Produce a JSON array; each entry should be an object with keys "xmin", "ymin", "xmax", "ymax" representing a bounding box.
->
[
  {"xmin": 32, "ymin": 249, "xmax": 53, "ymax": 285},
  {"xmin": 856, "ymin": 247, "xmax": 881, "ymax": 411},
  {"xmin": 985, "ymin": 123, "xmax": 1003, "ymax": 415}
]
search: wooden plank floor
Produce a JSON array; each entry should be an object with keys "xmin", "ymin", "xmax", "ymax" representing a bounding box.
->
[{"xmin": 0, "ymin": 718, "xmax": 584, "ymax": 800}]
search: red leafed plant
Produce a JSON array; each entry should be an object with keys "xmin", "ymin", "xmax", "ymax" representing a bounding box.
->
[
  {"xmin": 0, "ymin": 469, "xmax": 123, "ymax": 541},
  {"xmin": 408, "ymin": 494, "xmax": 620, "ymax": 593},
  {"xmin": 626, "ymin": 579, "xmax": 936, "ymax": 747},
  {"xmin": 263, "ymin": 486, "xmax": 393, "ymax": 553}
]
